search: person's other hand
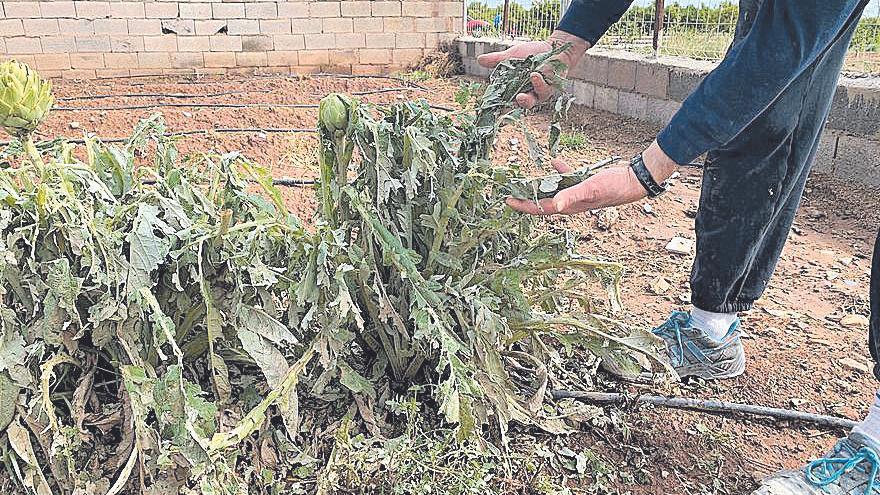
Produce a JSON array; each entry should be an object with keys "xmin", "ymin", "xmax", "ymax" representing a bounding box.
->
[
  {"xmin": 507, "ymin": 141, "xmax": 679, "ymax": 215},
  {"xmin": 476, "ymin": 31, "xmax": 589, "ymax": 109}
]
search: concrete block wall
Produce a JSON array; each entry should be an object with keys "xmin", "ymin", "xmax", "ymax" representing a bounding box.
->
[
  {"xmin": 1, "ymin": 1, "xmax": 464, "ymax": 78},
  {"xmin": 459, "ymin": 37, "xmax": 880, "ymax": 187}
]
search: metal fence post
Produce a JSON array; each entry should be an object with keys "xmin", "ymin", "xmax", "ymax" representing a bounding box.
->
[
  {"xmin": 652, "ymin": 0, "xmax": 666, "ymax": 57},
  {"xmin": 502, "ymin": 0, "xmax": 511, "ymax": 40}
]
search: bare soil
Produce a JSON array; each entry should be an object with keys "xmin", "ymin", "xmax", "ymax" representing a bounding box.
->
[{"xmin": 38, "ymin": 73, "xmax": 880, "ymax": 494}]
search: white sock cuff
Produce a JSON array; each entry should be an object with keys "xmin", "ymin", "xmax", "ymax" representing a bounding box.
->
[{"xmin": 689, "ymin": 306, "xmax": 738, "ymax": 340}]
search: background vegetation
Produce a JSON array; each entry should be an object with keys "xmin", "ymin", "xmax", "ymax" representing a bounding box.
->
[{"xmin": 467, "ymin": 1, "xmax": 880, "ymax": 71}]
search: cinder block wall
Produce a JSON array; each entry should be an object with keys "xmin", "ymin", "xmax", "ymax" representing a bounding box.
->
[
  {"xmin": 0, "ymin": 1, "xmax": 463, "ymax": 78},
  {"xmin": 459, "ymin": 37, "xmax": 880, "ymax": 187}
]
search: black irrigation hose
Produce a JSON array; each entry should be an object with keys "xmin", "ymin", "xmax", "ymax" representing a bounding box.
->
[
  {"xmin": 54, "ymin": 102, "xmax": 320, "ymax": 111},
  {"xmin": 56, "ymin": 86, "xmax": 422, "ymax": 103},
  {"xmin": 0, "ymin": 127, "xmax": 317, "ymax": 146},
  {"xmin": 551, "ymin": 390, "xmax": 858, "ymax": 430},
  {"xmin": 88, "ymin": 71, "xmax": 429, "ymax": 91},
  {"xmin": 52, "ymin": 101, "xmax": 454, "ymax": 112},
  {"xmin": 83, "ymin": 127, "xmax": 316, "ymax": 143},
  {"xmin": 57, "ymin": 89, "xmax": 274, "ymax": 101},
  {"xmin": 272, "ymin": 177, "xmax": 316, "ymax": 186},
  {"xmin": 139, "ymin": 176, "xmax": 317, "ymax": 187},
  {"xmin": 351, "ymin": 86, "xmax": 423, "ymax": 96}
]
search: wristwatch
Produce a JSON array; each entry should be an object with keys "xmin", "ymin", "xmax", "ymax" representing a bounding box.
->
[{"xmin": 630, "ymin": 153, "xmax": 667, "ymax": 198}]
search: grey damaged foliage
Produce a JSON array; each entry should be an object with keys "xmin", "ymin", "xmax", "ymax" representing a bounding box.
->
[
  {"xmin": 0, "ymin": 48, "xmax": 668, "ymax": 494},
  {"xmin": 308, "ymin": 45, "xmax": 671, "ymax": 443},
  {"xmin": 0, "ymin": 115, "xmax": 312, "ymax": 494}
]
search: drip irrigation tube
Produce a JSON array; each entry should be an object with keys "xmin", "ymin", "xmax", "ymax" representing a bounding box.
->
[
  {"xmin": 57, "ymin": 89, "xmax": 274, "ymax": 101},
  {"xmin": 80, "ymin": 127, "xmax": 316, "ymax": 143},
  {"xmin": 53, "ymin": 101, "xmax": 454, "ymax": 112},
  {"xmin": 351, "ymin": 86, "xmax": 423, "ymax": 96},
  {"xmin": 0, "ymin": 127, "xmax": 316, "ymax": 146},
  {"xmin": 140, "ymin": 176, "xmax": 316, "ymax": 187},
  {"xmin": 56, "ymin": 86, "xmax": 421, "ymax": 103},
  {"xmin": 87, "ymin": 71, "xmax": 428, "ymax": 91},
  {"xmin": 551, "ymin": 390, "xmax": 857, "ymax": 430},
  {"xmin": 272, "ymin": 177, "xmax": 316, "ymax": 186},
  {"xmin": 55, "ymin": 103, "xmax": 321, "ymax": 111}
]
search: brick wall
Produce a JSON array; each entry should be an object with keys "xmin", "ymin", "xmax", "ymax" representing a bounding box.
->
[
  {"xmin": 0, "ymin": 0, "xmax": 464, "ymax": 78},
  {"xmin": 459, "ymin": 37, "xmax": 880, "ymax": 187}
]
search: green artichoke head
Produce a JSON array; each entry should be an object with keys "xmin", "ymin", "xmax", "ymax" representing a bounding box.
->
[
  {"xmin": 319, "ymin": 93, "xmax": 350, "ymax": 133},
  {"xmin": 0, "ymin": 60, "xmax": 54, "ymax": 138}
]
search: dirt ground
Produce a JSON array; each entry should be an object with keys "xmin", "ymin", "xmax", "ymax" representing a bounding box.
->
[{"xmin": 36, "ymin": 72, "xmax": 880, "ymax": 494}]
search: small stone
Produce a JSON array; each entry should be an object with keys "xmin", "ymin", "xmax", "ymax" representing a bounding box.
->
[
  {"xmin": 840, "ymin": 314, "xmax": 869, "ymax": 327},
  {"xmin": 509, "ymin": 138, "xmax": 519, "ymax": 146},
  {"xmin": 840, "ymin": 358, "xmax": 870, "ymax": 374},
  {"xmin": 597, "ymin": 207, "xmax": 619, "ymax": 230},
  {"xmin": 643, "ymin": 203, "xmax": 654, "ymax": 215},
  {"xmin": 665, "ymin": 236, "xmax": 693, "ymax": 255},
  {"xmin": 649, "ymin": 277, "xmax": 671, "ymax": 295},
  {"xmin": 182, "ymin": 111, "xmax": 193, "ymax": 118},
  {"xmin": 69, "ymin": 121, "xmax": 81, "ymax": 129}
]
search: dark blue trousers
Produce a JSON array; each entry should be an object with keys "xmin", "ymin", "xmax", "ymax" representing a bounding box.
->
[{"xmin": 690, "ymin": 0, "xmax": 865, "ymax": 313}]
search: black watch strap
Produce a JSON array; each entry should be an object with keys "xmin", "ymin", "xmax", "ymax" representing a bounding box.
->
[{"xmin": 630, "ymin": 153, "xmax": 666, "ymax": 198}]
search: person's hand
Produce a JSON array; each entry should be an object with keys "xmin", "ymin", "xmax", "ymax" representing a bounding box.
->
[
  {"xmin": 477, "ymin": 31, "xmax": 589, "ymax": 109},
  {"xmin": 507, "ymin": 141, "xmax": 679, "ymax": 215}
]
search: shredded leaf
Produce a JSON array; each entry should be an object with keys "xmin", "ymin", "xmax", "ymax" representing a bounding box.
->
[{"xmin": 0, "ymin": 49, "xmax": 668, "ymax": 493}]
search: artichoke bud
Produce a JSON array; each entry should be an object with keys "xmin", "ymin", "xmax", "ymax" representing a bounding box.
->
[
  {"xmin": 319, "ymin": 93, "xmax": 350, "ymax": 133},
  {"xmin": 0, "ymin": 60, "xmax": 54, "ymax": 138}
]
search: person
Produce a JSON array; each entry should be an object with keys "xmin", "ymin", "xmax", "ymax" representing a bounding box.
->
[{"xmin": 476, "ymin": 0, "xmax": 879, "ymax": 493}]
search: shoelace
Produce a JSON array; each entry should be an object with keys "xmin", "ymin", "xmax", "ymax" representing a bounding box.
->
[
  {"xmin": 652, "ymin": 312, "xmax": 688, "ymax": 367},
  {"xmin": 806, "ymin": 443, "xmax": 880, "ymax": 495}
]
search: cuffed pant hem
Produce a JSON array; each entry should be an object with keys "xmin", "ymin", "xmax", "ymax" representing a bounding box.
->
[{"xmin": 692, "ymin": 299, "xmax": 753, "ymax": 314}]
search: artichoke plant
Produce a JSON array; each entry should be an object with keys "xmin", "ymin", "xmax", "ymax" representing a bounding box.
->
[{"xmin": 0, "ymin": 60, "xmax": 53, "ymax": 138}]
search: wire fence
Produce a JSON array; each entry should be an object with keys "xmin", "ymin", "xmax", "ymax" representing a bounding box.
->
[
  {"xmin": 466, "ymin": 0, "xmax": 568, "ymax": 41},
  {"xmin": 464, "ymin": 0, "xmax": 880, "ymax": 74}
]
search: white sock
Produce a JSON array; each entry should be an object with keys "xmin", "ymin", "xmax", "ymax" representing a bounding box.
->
[
  {"xmin": 852, "ymin": 391, "xmax": 880, "ymax": 447},
  {"xmin": 689, "ymin": 306, "xmax": 738, "ymax": 341}
]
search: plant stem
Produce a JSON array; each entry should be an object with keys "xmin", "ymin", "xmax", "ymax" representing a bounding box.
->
[
  {"xmin": 425, "ymin": 181, "xmax": 465, "ymax": 274},
  {"xmin": 22, "ymin": 136, "xmax": 45, "ymax": 173}
]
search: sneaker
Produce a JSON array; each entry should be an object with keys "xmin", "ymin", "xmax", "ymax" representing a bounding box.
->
[
  {"xmin": 651, "ymin": 310, "xmax": 746, "ymax": 380},
  {"xmin": 753, "ymin": 432, "xmax": 880, "ymax": 494}
]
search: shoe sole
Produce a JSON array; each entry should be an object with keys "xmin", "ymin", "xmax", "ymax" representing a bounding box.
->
[{"xmin": 676, "ymin": 348, "xmax": 746, "ymax": 380}]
